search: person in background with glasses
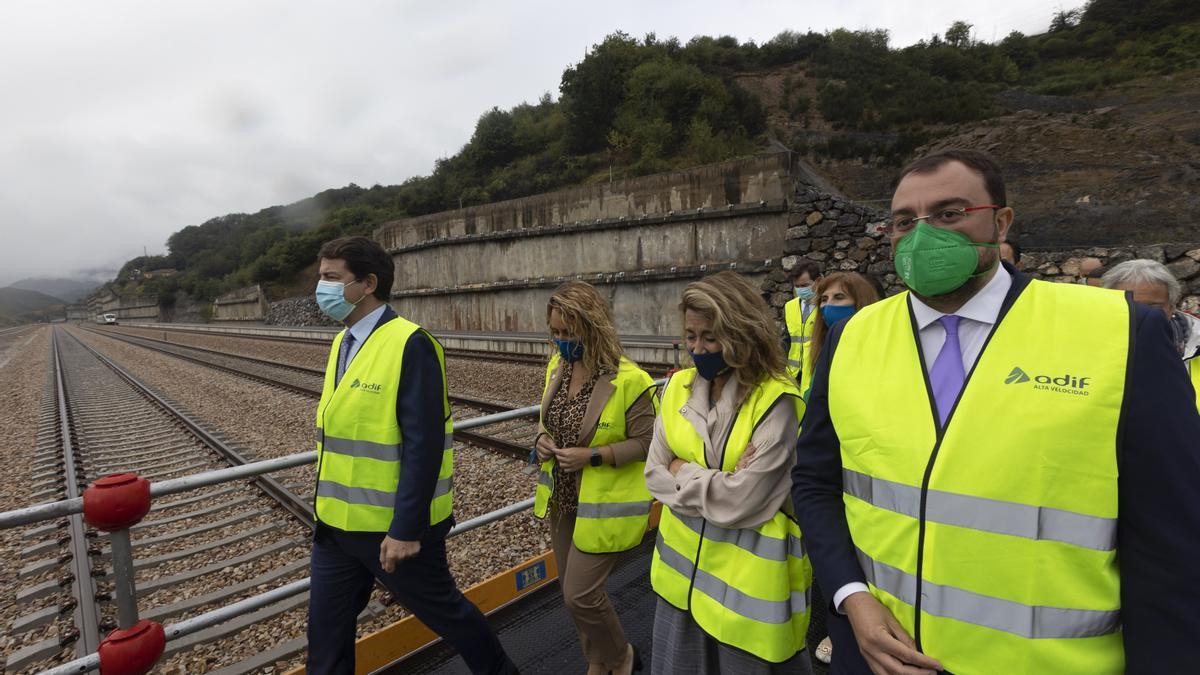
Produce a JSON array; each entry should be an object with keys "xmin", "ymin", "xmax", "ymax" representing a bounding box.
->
[
  {"xmin": 792, "ymin": 149, "xmax": 1200, "ymax": 674},
  {"xmin": 1101, "ymin": 259, "xmax": 1200, "ymax": 412}
]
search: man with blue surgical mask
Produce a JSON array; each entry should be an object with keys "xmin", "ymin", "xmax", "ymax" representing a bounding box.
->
[
  {"xmin": 307, "ymin": 235, "xmax": 518, "ymax": 675},
  {"xmin": 783, "ymin": 259, "xmax": 824, "ymax": 393},
  {"xmin": 792, "ymin": 149, "xmax": 1200, "ymax": 675}
]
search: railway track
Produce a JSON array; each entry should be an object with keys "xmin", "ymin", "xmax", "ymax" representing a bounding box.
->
[
  {"xmin": 104, "ymin": 324, "xmax": 675, "ymax": 375},
  {"xmin": 6, "ymin": 328, "xmax": 319, "ymax": 673},
  {"xmin": 83, "ymin": 327, "xmax": 538, "ymax": 459}
]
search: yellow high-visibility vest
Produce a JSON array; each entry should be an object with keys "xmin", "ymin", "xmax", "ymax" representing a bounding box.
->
[
  {"xmin": 315, "ymin": 316, "xmax": 454, "ymax": 532},
  {"xmin": 829, "ymin": 280, "xmax": 1128, "ymax": 674},
  {"xmin": 650, "ymin": 369, "xmax": 811, "ymax": 663},
  {"xmin": 784, "ymin": 297, "xmax": 818, "ymax": 395},
  {"xmin": 534, "ymin": 354, "xmax": 657, "ymax": 553}
]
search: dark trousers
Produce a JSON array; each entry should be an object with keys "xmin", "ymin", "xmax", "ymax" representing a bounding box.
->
[{"xmin": 306, "ymin": 523, "xmax": 517, "ymax": 675}]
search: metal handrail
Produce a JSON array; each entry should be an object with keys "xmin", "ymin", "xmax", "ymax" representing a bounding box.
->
[
  {"xmin": 0, "ymin": 403, "xmax": 541, "ymax": 529},
  {"xmin": 17, "ymin": 376, "xmax": 665, "ymax": 674},
  {"xmin": 39, "ymin": 497, "xmax": 539, "ymax": 675}
]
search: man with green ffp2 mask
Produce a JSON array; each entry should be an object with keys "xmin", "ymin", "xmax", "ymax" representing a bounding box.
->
[{"xmin": 792, "ymin": 149, "xmax": 1200, "ymax": 675}]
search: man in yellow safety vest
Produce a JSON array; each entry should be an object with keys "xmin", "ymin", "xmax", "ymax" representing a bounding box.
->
[
  {"xmin": 307, "ymin": 236, "xmax": 517, "ymax": 675},
  {"xmin": 783, "ymin": 258, "xmax": 823, "ymax": 394},
  {"xmin": 792, "ymin": 150, "xmax": 1200, "ymax": 675}
]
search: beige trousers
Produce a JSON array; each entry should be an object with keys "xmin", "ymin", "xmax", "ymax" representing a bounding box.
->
[{"xmin": 549, "ymin": 506, "xmax": 629, "ymax": 670}]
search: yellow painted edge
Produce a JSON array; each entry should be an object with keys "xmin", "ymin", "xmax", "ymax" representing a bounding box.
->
[{"xmin": 285, "ymin": 501, "xmax": 663, "ymax": 675}]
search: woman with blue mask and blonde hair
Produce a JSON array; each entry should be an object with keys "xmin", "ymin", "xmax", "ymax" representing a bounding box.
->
[
  {"xmin": 645, "ymin": 271, "xmax": 814, "ymax": 674},
  {"xmin": 532, "ymin": 280, "xmax": 657, "ymax": 675}
]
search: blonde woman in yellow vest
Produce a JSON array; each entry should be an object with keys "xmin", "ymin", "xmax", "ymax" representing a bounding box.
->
[
  {"xmin": 645, "ymin": 270, "xmax": 814, "ymax": 674},
  {"xmin": 793, "ymin": 151, "xmax": 1200, "ymax": 675},
  {"xmin": 532, "ymin": 281, "xmax": 656, "ymax": 675},
  {"xmin": 308, "ymin": 236, "xmax": 517, "ymax": 675}
]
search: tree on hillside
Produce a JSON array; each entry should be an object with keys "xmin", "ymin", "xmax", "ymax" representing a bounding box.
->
[
  {"xmin": 945, "ymin": 21, "xmax": 973, "ymax": 49},
  {"xmin": 560, "ymin": 32, "xmax": 649, "ymax": 153},
  {"xmin": 1050, "ymin": 8, "xmax": 1082, "ymax": 32}
]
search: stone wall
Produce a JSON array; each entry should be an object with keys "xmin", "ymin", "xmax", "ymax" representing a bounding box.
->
[
  {"xmin": 1017, "ymin": 244, "xmax": 1200, "ymax": 312},
  {"xmin": 765, "ymin": 183, "xmax": 1200, "ymax": 318},
  {"xmin": 265, "ymin": 297, "xmax": 339, "ymax": 327},
  {"xmin": 761, "ymin": 186, "xmax": 892, "ymax": 318}
]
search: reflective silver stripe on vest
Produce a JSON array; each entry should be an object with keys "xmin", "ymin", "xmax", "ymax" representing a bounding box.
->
[
  {"xmin": 856, "ymin": 548, "xmax": 1120, "ymax": 639},
  {"xmin": 537, "ymin": 469, "xmax": 553, "ymax": 489},
  {"xmin": 317, "ymin": 429, "xmax": 452, "ymax": 460},
  {"xmin": 787, "ymin": 359, "xmax": 803, "ymax": 369},
  {"xmin": 433, "ymin": 476, "xmax": 453, "ymax": 499},
  {"xmin": 789, "ymin": 336, "xmax": 811, "ymax": 344},
  {"xmin": 842, "ymin": 469, "xmax": 1116, "ymax": 551},
  {"xmin": 321, "ymin": 436, "xmax": 401, "ymax": 462},
  {"xmin": 657, "ymin": 537, "xmax": 807, "ymax": 624},
  {"xmin": 674, "ymin": 513, "xmax": 805, "ymax": 562},
  {"xmin": 316, "ymin": 480, "xmax": 393, "ymax": 508},
  {"xmin": 577, "ymin": 500, "xmax": 651, "ymax": 519}
]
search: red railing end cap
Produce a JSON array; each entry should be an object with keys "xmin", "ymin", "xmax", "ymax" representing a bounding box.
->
[
  {"xmin": 98, "ymin": 620, "xmax": 165, "ymax": 675},
  {"xmin": 83, "ymin": 473, "xmax": 151, "ymax": 531}
]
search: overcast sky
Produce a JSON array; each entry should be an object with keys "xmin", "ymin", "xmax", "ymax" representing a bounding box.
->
[{"xmin": 0, "ymin": 0, "xmax": 1066, "ymax": 288}]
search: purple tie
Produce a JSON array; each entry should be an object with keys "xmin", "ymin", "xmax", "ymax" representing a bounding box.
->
[
  {"xmin": 335, "ymin": 333, "xmax": 355, "ymax": 387},
  {"xmin": 929, "ymin": 315, "xmax": 965, "ymax": 427}
]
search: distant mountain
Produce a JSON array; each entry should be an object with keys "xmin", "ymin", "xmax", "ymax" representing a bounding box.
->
[
  {"xmin": 8, "ymin": 277, "xmax": 99, "ymax": 303},
  {"xmin": 0, "ymin": 287, "xmax": 65, "ymax": 318}
]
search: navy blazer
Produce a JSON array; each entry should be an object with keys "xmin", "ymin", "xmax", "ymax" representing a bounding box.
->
[
  {"xmin": 791, "ymin": 264, "xmax": 1200, "ymax": 673},
  {"xmin": 357, "ymin": 306, "xmax": 454, "ymax": 541}
]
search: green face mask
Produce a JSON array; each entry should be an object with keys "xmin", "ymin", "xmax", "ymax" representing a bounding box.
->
[{"xmin": 894, "ymin": 220, "xmax": 998, "ymax": 297}]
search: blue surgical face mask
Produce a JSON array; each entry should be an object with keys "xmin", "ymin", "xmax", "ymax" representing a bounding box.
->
[
  {"xmin": 315, "ymin": 279, "xmax": 363, "ymax": 322},
  {"xmin": 690, "ymin": 350, "xmax": 729, "ymax": 381},
  {"xmin": 821, "ymin": 304, "xmax": 856, "ymax": 326},
  {"xmin": 553, "ymin": 338, "xmax": 584, "ymax": 363},
  {"xmin": 795, "ymin": 286, "xmax": 815, "ymax": 301}
]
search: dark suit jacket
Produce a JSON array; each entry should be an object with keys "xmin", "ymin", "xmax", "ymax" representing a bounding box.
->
[
  {"xmin": 354, "ymin": 305, "xmax": 454, "ymax": 541},
  {"xmin": 791, "ymin": 264, "xmax": 1200, "ymax": 673}
]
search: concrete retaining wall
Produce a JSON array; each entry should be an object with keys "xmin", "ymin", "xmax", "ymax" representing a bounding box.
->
[
  {"xmin": 212, "ymin": 284, "xmax": 269, "ymax": 322},
  {"xmin": 379, "ymin": 153, "xmax": 792, "ymax": 335}
]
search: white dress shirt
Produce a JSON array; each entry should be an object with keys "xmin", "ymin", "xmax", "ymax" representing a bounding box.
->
[
  {"xmin": 336, "ymin": 304, "xmax": 386, "ymax": 383},
  {"xmin": 833, "ymin": 266, "xmax": 1012, "ymax": 611}
]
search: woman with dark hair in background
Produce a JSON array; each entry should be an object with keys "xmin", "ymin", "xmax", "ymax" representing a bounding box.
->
[
  {"xmin": 804, "ymin": 272, "xmax": 881, "ymax": 400},
  {"xmin": 800, "ymin": 271, "xmax": 879, "ymax": 665}
]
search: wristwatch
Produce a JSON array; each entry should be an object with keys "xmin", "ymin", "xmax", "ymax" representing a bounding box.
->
[{"xmin": 589, "ymin": 447, "xmax": 603, "ymax": 467}]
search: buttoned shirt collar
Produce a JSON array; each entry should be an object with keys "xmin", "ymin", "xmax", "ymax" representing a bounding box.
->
[
  {"xmin": 910, "ymin": 265, "xmax": 1012, "ymax": 330},
  {"xmin": 346, "ymin": 303, "xmax": 387, "ymax": 347}
]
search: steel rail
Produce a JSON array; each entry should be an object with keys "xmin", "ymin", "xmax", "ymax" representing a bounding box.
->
[
  {"xmin": 84, "ymin": 328, "xmax": 322, "ymax": 398},
  {"xmin": 65, "ymin": 330, "xmax": 315, "ymax": 525},
  {"xmin": 50, "ymin": 329, "xmax": 103, "ymax": 656},
  {"xmin": 104, "ymin": 324, "xmax": 675, "ymax": 374},
  {"xmin": 1, "ymin": 402, "xmax": 544, "ymax": 529},
  {"xmin": 96, "ymin": 327, "xmax": 324, "ymax": 375},
  {"xmin": 86, "ymin": 327, "xmax": 537, "ymax": 455}
]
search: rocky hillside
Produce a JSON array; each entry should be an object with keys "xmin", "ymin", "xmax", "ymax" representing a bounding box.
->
[{"xmin": 739, "ymin": 65, "xmax": 1200, "ymax": 249}]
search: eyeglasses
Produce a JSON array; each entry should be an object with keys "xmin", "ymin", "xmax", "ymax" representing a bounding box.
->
[{"xmin": 888, "ymin": 205, "xmax": 1000, "ymax": 234}]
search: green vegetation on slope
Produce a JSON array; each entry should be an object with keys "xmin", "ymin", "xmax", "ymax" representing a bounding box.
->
[{"xmin": 116, "ymin": 0, "xmax": 1200, "ymax": 306}]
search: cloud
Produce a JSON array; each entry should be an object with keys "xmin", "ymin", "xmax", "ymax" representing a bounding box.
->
[{"xmin": 0, "ymin": 0, "xmax": 1062, "ymax": 287}]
